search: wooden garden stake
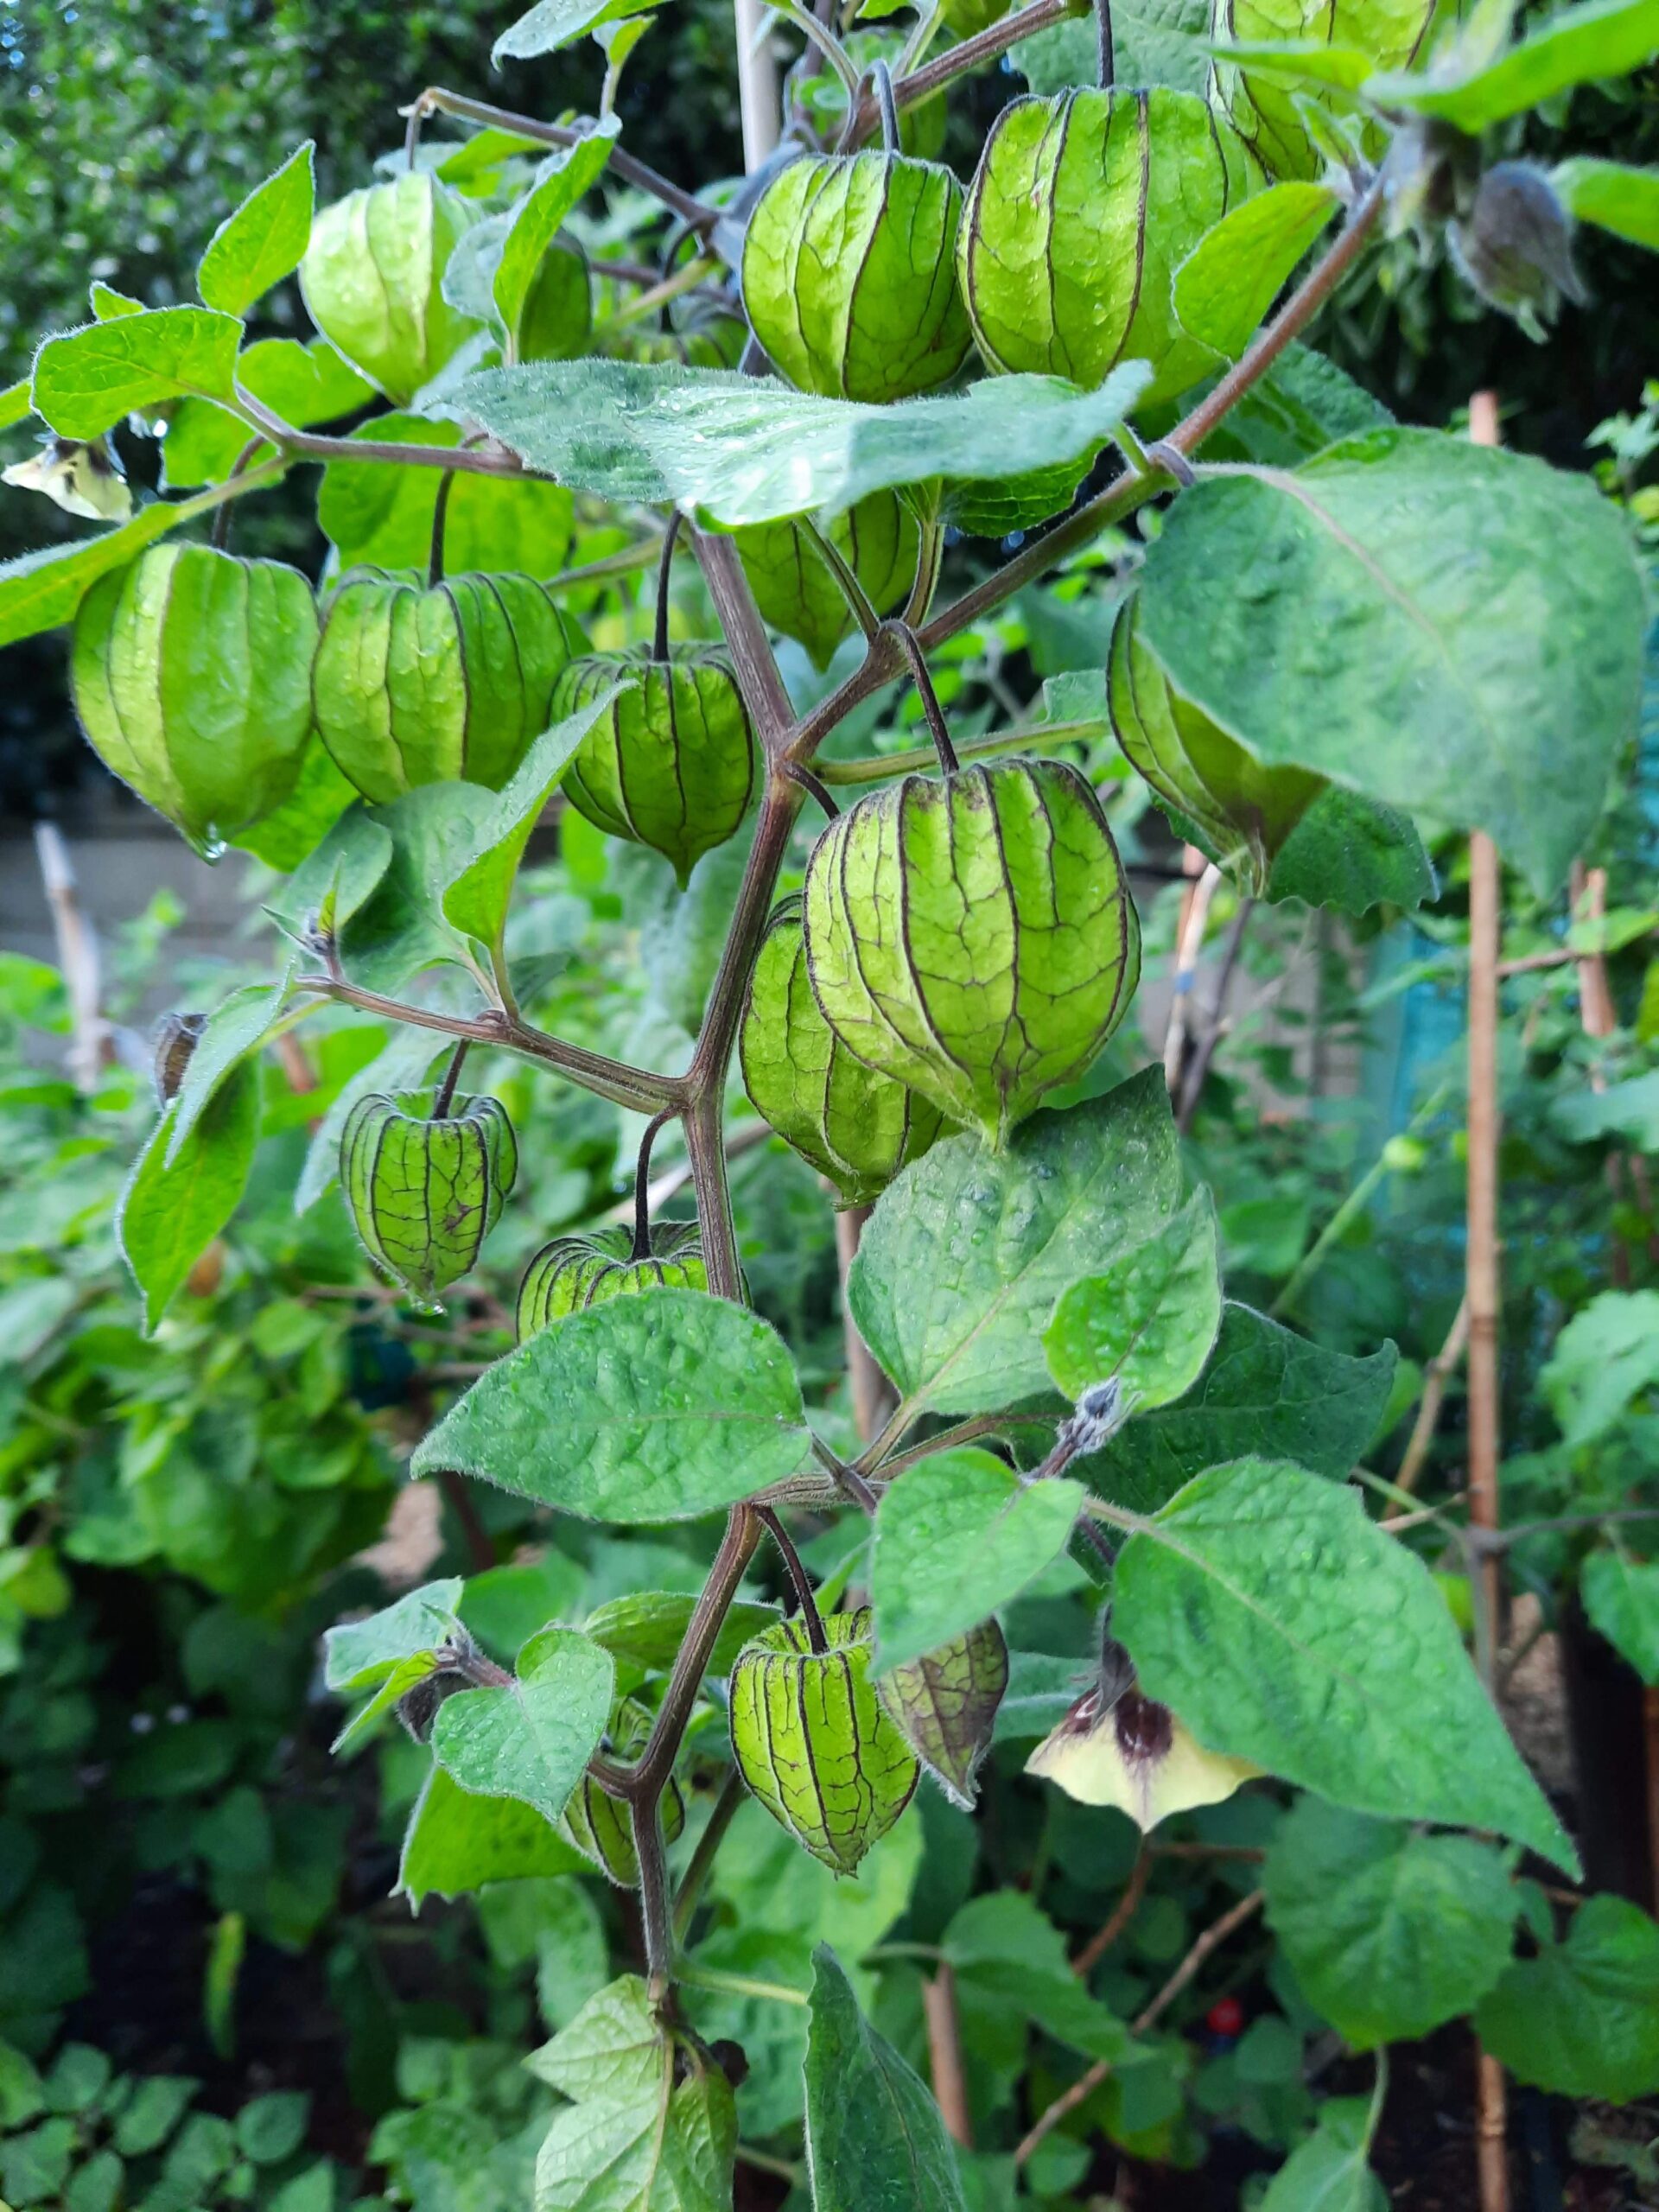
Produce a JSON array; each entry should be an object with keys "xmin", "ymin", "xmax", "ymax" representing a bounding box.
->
[{"xmin": 1466, "ymin": 388, "xmax": 1509, "ymax": 2212}]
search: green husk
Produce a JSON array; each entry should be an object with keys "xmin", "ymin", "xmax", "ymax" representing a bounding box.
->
[
  {"xmin": 312, "ymin": 569, "xmax": 585, "ymax": 804},
  {"xmin": 552, "ymin": 645, "xmax": 757, "ymax": 888},
  {"xmin": 740, "ymin": 897, "xmax": 949, "ymax": 1207},
  {"xmin": 729, "ymin": 1609, "xmax": 918, "ymax": 1874},
  {"xmin": 876, "ymin": 1619, "xmax": 1009, "ymax": 1809},
  {"xmin": 340, "ymin": 1090, "xmax": 518, "ymax": 1309},
  {"xmin": 300, "ymin": 172, "xmax": 481, "ymax": 404},
  {"xmin": 560, "ymin": 1698, "xmax": 687, "ymax": 1887},
  {"xmin": 742, "ymin": 149, "xmax": 972, "ymax": 403},
  {"xmin": 803, "ymin": 757, "xmax": 1141, "ymax": 1149},
  {"xmin": 72, "ymin": 543, "xmax": 319, "ymax": 857},
  {"xmin": 1212, "ymin": 0, "xmax": 1435, "ymax": 181},
  {"xmin": 1107, "ymin": 597, "xmax": 1325, "ymax": 893},
  {"xmin": 734, "ymin": 493, "xmax": 919, "ymax": 672},
  {"xmin": 959, "ymin": 87, "xmax": 1259, "ymax": 405},
  {"xmin": 516, "ymin": 1221, "xmax": 709, "ymax": 1342},
  {"xmin": 517, "ymin": 234, "xmax": 594, "ymax": 362}
]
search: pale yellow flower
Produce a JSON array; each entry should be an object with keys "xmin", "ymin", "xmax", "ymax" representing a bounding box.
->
[
  {"xmin": 1026, "ymin": 1684, "xmax": 1263, "ymax": 1832},
  {"xmin": 3, "ymin": 436, "xmax": 132, "ymax": 523}
]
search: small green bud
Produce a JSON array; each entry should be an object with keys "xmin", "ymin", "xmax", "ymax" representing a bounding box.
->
[
  {"xmin": 1449, "ymin": 162, "xmax": 1586, "ymax": 342},
  {"xmin": 1106, "ymin": 598, "xmax": 1325, "ymax": 893},
  {"xmin": 742, "ymin": 150, "xmax": 972, "ymax": 404},
  {"xmin": 803, "ymin": 758, "xmax": 1141, "ymax": 1150},
  {"xmin": 300, "ymin": 173, "xmax": 481, "ymax": 404},
  {"xmin": 551, "ymin": 647, "xmax": 757, "ymax": 889},
  {"xmin": 729, "ymin": 1609, "xmax": 918, "ymax": 1874},
  {"xmin": 517, "ymin": 234, "xmax": 594, "ymax": 362},
  {"xmin": 958, "ymin": 89, "xmax": 1259, "ymax": 406},
  {"xmin": 1382, "ymin": 1134, "xmax": 1427, "ymax": 1173},
  {"xmin": 517, "ymin": 1221, "xmax": 709, "ymax": 1343},
  {"xmin": 72, "ymin": 543, "xmax": 319, "ymax": 858},
  {"xmin": 876, "ymin": 1619, "xmax": 1008, "ymax": 1809},
  {"xmin": 740, "ymin": 896, "xmax": 949, "ymax": 1207},
  {"xmin": 151, "ymin": 1011, "xmax": 207, "ymax": 1107},
  {"xmin": 560, "ymin": 1698, "xmax": 687, "ymax": 1887},
  {"xmin": 734, "ymin": 493, "xmax": 919, "ymax": 673},
  {"xmin": 1212, "ymin": 0, "xmax": 1434, "ymax": 181},
  {"xmin": 340, "ymin": 1090, "xmax": 518, "ymax": 1310},
  {"xmin": 312, "ymin": 569, "xmax": 586, "ymax": 804}
]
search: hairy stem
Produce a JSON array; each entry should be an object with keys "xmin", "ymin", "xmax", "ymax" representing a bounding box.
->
[
  {"xmin": 757, "ymin": 1506, "xmax": 829, "ymax": 1650},
  {"xmin": 632, "ymin": 1794, "xmax": 675, "ymax": 1999}
]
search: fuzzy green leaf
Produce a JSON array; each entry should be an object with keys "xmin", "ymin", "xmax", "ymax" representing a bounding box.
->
[
  {"xmin": 399, "ymin": 1765, "xmax": 589, "ymax": 1903},
  {"xmin": 1265, "ymin": 785, "xmax": 1434, "ymax": 913},
  {"xmin": 943, "ymin": 1891, "xmax": 1134, "ymax": 2063},
  {"xmin": 411, "ymin": 1288, "xmax": 810, "ymax": 1521},
  {"xmin": 1580, "ymin": 1550, "xmax": 1659, "ymax": 1683},
  {"xmin": 1541, "ymin": 1288, "xmax": 1659, "ymax": 1445},
  {"xmin": 1114, "ymin": 1457, "xmax": 1575, "ymax": 1869},
  {"xmin": 582, "ymin": 1592, "xmax": 781, "ymax": 1678},
  {"xmin": 33, "ymin": 308, "xmax": 244, "ymax": 439},
  {"xmin": 431, "ymin": 1626, "xmax": 613, "ymax": 1825},
  {"xmin": 1552, "ymin": 156, "xmax": 1659, "ymax": 250},
  {"xmin": 1043, "ymin": 1190, "xmax": 1223, "ymax": 1411},
  {"xmin": 494, "ymin": 0, "xmax": 662, "ymax": 63},
  {"xmin": 323, "ymin": 1578, "xmax": 464, "ymax": 1694},
  {"xmin": 0, "ymin": 499, "xmax": 191, "ymax": 650},
  {"xmin": 1081, "ymin": 1305, "xmax": 1396, "ymax": 1516},
  {"xmin": 197, "ymin": 143, "xmax": 316, "ymax": 315},
  {"xmin": 493, "ymin": 126, "xmax": 618, "ymax": 341},
  {"xmin": 1474, "ymin": 1895, "xmax": 1659, "ymax": 2102},
  {"xmin": 1259, "ymin": 2099, "xmax": 1385, "ymax": 2212},
  {"xmin": 1370, "ymin": 0, "xmax": 1659, "ymax": 130},
  {"xmin": 871, "ymin": 1446, "xmax": 1084, "ymax": 1675},
  {"xmin": 440, "ymin": 692, "xmax": 624, "ymax": 951},
  {"xmin": 117, "ymin": 1061, "xmax": 261, "ymax": 1332},
  {"xmin": 1, "ymin": 379, "xmax": 31, "ymax": 430},
  {"xmin": 1263, "ymin": 1796, "xmax": 1517, "ymax": 2048},
  {"xmin": 850, "ymin": 1067, "xmax": 1182, "ymax": 1419},
  {"xmin": 804, "ymin": 1946, "xmax": 968, "ymax": 2212},
  {"xmin": 443, "ymin": 357, "xmax": 1152, "ymax": 526},
  {"xmin": 1135, "ymin": 429, "xmax": 1646, "ymax": 893},
  {"xmin": 165, "ymin": 976, "xmax": 291, "ymax": 1163},
  {"xmin": 1174, "ymin": 183, "xmax": 1338, "ymax": 358}
]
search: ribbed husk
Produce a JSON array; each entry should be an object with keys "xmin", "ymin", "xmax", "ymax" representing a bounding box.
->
[
  {"xmin": 517, "ymin": 234, "xmax": 594, "ymax": 362},
  {"xmin": 729, "ymin": 1609, "xmax": 918, "ymax": 1874},
  {"xmin": 803, "ymin": 758, "xmax": 1141, "ymax": 1150},
  {"xmin": 552, "ymin": 646, "xmax": 757, "ymax": 889},
  {"xmin": 959, "ymin": 88, "xmax": 1259, "ymax": 406},
  {"xmin": 742, "ymin": 150, "xmax": 973, "ymax": 404},
  {"xmin": 299, "ymin": 173, "xmax": 480, "ymax": 404},
  {"xmin": 72, "ymin": 544, "xmax": 319, "ymax": 857},
  {"xmin": 876, "ymin": 1618, "xmax": 1008, "ymax": 1809},
  {"xmin": 516, "ymin": 1221, "xmax": 709, "ymax": 1343},
  {"xmin": 734, "ymin": 493, "xmax": 919, "ymax": 673},
  {"xmin": 559, "ymin": 1698, "xmax": 687, "ymax": 1887},
  {"xmin": 1107, "ymin": 598, "xmax": 1325, "ymax": 894},
  {"xmin": 1211, "ymin": 0, "xmax": 1434, "ymax": 180},
  {"xmin": 312, "ymin": 569, "xmax": 585, "ymax": 805},
  {"xmin": 340, "ymin": 1090, "xmax": 518, "ymax": 1309},
  {"xmin": 740, "ymin": 897, "xmax": 949, "ymax": 1208}
]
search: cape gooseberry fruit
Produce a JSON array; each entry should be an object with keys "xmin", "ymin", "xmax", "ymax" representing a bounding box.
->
[
  {"xmin": 516, "ymin": 1220, "xmax": 709, "ymax": 1342},
  {"xmin": 729, "ymin": 1609, "xmax": 918, "ymax": 1874},
  {"xmin": 1212, "ymin": 0, "xmax": 1434, "ymax": 180},
  {"xmin": 959, "ymin": 88, "xmax": 1258, "ymax": 406},
  {"xmin": 340, "ymin": 1090, "xmax": 517, "ymax": 1309},
  {"xmin": 71, "ymin": 543, "xmax": 319, "ymax": 858},
  {"xmin": 876, "ymin": 1618, "xmax": 1008, "ymax": 1809},
  {"xmin": 312, "ymin": 570, "xmax": 586, "ymax": 805},
  {"xmin": 740, "ymin": 896, "xmax": 948, "ymax": 1208},
  {"xmin": 517, "ymin": 234, "xmax": 594, "ymax": 362},
  {"xmin": 300, "ymin": 173, "xmax": 480, "ymax": 405},
  {"xmin": 803, "ymin": 757, "xmax": 1141, "ymax": 1150},
  {"xmin": 1107, "ymin": 598, "xmax": 1325, "ymax": 894},
  {"xmin": 742, "ymin": 150, "xmax": 973, "ymax": 404},
  {"xmin": 551, "ymin": 647, "xmax": 757, "ymax": 889},
  {"xmin": 734, "ymin": 493, "xmax": 919, "ymax": 673},
  {"xmin": 560, "ymin": 1699, "xmax": 687, "ymax": 1886}
]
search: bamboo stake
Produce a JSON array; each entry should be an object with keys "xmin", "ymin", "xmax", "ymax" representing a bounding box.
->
[
  {"xmin": 836, "ymin": 1204, "xmax": 895, "ymax": 1445},
  {"xmin": 922, "ymin": 1965, "xmax": 974, "ymax": 2147},
  {"xmin": 34, "ymin": 823, "xmax": 110, "ymax": 1093},
  {"xmin": 1466, "ymin": 387, "xmax": 1509, "ymax": 2212},
  {"xmin": 734, "ymin": 0, "xmax": 780, "ymax": 170}
]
